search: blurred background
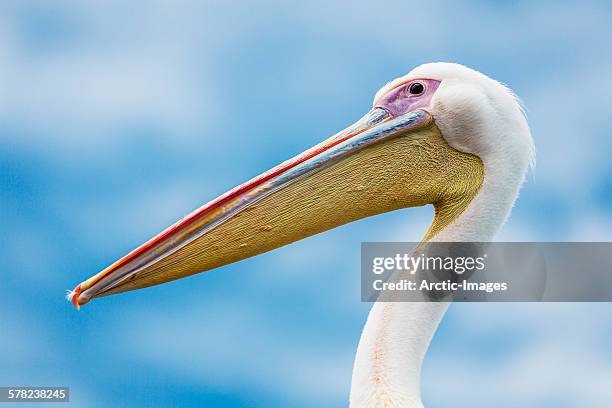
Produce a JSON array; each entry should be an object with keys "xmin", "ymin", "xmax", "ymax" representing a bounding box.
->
[{"xmin": 1, "ymin": 1, "xmax": 611, "ymax": 407}]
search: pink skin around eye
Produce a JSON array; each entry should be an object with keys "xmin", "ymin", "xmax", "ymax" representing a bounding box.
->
[{"xmin": 374, "ymin": 79, "xmax": 441, "ymax": 117}]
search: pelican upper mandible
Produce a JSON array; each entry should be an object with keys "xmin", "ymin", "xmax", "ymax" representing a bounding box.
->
[{"xmin": 68, "ymin": 62, "xmax": 534, "ymax": 407}]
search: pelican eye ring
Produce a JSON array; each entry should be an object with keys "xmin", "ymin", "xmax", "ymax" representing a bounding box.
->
[{"xmin": 408, "ymin": 82, "xmax": 425, "ymax": 95}]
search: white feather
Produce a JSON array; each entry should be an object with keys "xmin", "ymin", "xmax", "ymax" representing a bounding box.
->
[
  {"xmin": 65, "ymin": 289, "xmax": 77, "ymax": 303},
  {"xmin": 351, "ymin": 63, "xmax": 534, "ymax": 408}
]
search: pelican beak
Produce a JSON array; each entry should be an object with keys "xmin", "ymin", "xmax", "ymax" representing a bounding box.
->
[{"xmin": 69, "ymin": 106, "xmax": 483, "ymax": 308}]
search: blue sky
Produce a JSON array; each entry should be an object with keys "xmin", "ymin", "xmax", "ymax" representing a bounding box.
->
[{"xmin": 1, "ymin": 1, "xmax": 612, "ymax": 407}]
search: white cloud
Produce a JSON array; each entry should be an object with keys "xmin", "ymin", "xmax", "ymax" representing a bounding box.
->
[
  {"xmin": 424, "ymin": 303, "xmax": 612, "ymax": 407},
  {"xmin": 112, "ymin": 299, "xmax": 354, "ymax": 405}
]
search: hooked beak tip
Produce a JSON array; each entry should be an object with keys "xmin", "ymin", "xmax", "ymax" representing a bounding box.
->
[{"xmin": 66, "ymin": 284, "xmax": 82, "ymax": 310}]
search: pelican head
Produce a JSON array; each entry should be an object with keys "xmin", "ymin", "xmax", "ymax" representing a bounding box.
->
[{"xmin": 69, "ymin": 62, "xmax": 534, "ymax": 308}]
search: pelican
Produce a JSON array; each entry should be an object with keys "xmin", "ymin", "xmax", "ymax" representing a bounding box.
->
[{"xmin": 68, "ymin": 63, "xmax": 534, "ymax": 407}]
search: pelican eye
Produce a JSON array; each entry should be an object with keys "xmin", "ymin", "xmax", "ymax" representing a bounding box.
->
[{"xmin": 408, "ymin": 82, "xmax": 425, "ymax": 95}]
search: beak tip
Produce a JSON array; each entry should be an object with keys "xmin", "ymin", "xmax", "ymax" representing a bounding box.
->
[{"xmin": 66, "ymin": 284, "xmax": 82, "ymax": 310}]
